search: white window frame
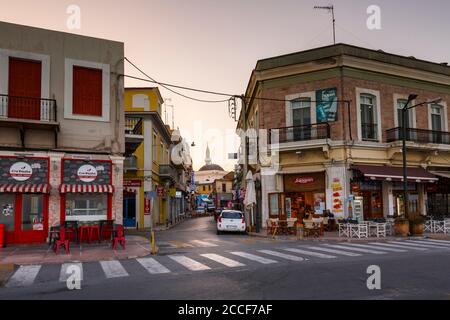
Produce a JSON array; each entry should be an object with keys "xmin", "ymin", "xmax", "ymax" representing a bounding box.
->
[
  {"xmin": 393, "ymin": 94, "xmax": 416, "ymax": 128},
  {"xmin": 64, "ymin": 58, "xmax": 110, "ymax": 122},
  {"xmin": 285, "ymin": 91, "xmax": 316, "ymax": 127},
  {"xmin": 152, "ymin": 132, "xmax": 158, "ymax": 163},
  {"xmin": 355, "ymin": 88, "xmax": 382, "ymax": 142},
  {"xmin": 428, "ymin": 102, "xmax": 448, "ymax": 132},
  {"xmin": 0, "ymin": 48, "xmax": 50, "ymax": 120}
]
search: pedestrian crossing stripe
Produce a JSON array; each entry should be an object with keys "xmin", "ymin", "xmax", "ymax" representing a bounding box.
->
[
  {"xmin": 229, "ymin": 251, "xmax": 278, "ymax": 264},
  {"xmin": 283, "ymin": 248, "xmax": 336, "ymax": 259},
  {"xmin": 257, "ymin": 250, "xmax": 305, "ymax": 262},
  {"xmin": 190, "ymin": 240, "xmax": 218, "ymax": 247},
  {"xmin": 6, "ymin": 265, "xmax": 41, "ymax": 288},
  {"xmin": 100, "ymin": 260, "xmax": 129, "ymax": 279},
  {"xmin": 369, "ymin": 242, "xmax": 428, "ymax": 251},
  {"xmin": 59, "ymin": 263, "xmax": 83, "ymax": 282},
  {"xmin": 388, "ymin": 241, "xmax": 446, "ymax": 249},
  {"xmin": 323, "ymin": 244, "xmax": 387, "ymax": 255},
  {"xmin": 137, "ymin": 257, "xmax": 171, "ymax": 274},
  {"xmin": 200, "ymin": 254, "xmax": 245, "ymax": 267},
  {"xmin": 421, "ymin": 239, "xmax": 450, "ymax": 244},
  {"xmin": 341, "ymin": 242, "xmax": 408, "ymax": 253},
  {"xmin": 305, "ymin": 246, "xmax": 361, "ymax": 257},
  {"xmin": 169, "ymin": 255, "xmax": 211, "ymax": 271},
  {"xmin": 406, "ymin": 240, "xmax": 450, "ymax": 248},
  {"xmin": 167, "ymin": 240, "xmax": 194, "ymax": 248}
]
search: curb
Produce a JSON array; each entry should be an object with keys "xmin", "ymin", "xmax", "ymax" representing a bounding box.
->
[{"xmin": 0, "ymin": 263, "xmax": 14, "ymax": 287}]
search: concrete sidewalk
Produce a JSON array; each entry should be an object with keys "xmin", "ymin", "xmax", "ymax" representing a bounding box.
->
[{"xmin": 0, "ymin": 235, "xmax": 157, "ymax": 266}]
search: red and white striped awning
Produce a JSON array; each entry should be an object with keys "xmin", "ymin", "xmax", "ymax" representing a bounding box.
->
[
  {"xmin": 0, "ymin": 183, "xmax": 50, "ymax": 193},
  {"xmin": 60, "ymin": 184, "xmax": 115, "ymax": 194}
]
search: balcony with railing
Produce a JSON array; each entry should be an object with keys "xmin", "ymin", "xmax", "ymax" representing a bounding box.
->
[
  {"xmin": 159, "ymin": 164, "xmax": 177, "ymax": 181},
  {"xmin": 125, "ymin": 117, "xmax": 144, "ymax": 155},
  {"xmin": 124, "ymin": 155, "xmax": 138, "ymax": 172},
  {"xmin": 386, "ymin": 127, "xmax": 450, "ymax": 145},
  {"xmin": 0, "ymin": 94, "xmax": 57, "ymax": 122},
  {"xmin": 0, "ymin": 94, "xmax": 59, "ymax": 148},
  {"xmin": 268, "ymin": 123, "xmax": 330, "ymax": 144}
]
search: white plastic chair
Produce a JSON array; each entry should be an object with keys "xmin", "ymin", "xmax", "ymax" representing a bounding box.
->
[
  {"xmin": 433, "ymin": 220, "xmax": 445, "ymax": 233},
  {"xmin": 444, "ymin": 219, "xmax": 450, "ymax": 234},
  {"xmin": 424, "ymin": 219, "xmax": 433, "ymax": 233},
  {"xmin": 338, "ymin": 222, "xmax": 349, "ymax": 237},
  {"xmin": 376, "ymin": 223, "xmax": 387, "ymax": 238}
]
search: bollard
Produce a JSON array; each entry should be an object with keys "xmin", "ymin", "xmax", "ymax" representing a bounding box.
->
[
  {"xmin": 297, "ymin": 224, "xmax": 304, "ymax": 240},
  {"xmin": 151, "ymin": 230, "xmax": 155, "ymax": 255}
]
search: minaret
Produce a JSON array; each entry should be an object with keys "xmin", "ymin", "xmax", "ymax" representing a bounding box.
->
[{"xmin": 205, "ymin": 143, "xmax": 212, "ymax": 165}]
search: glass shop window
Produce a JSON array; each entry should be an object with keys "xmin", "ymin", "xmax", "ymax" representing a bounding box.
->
[
  {"xmin": 0, "ymin": 194, "xmax": 15, "ymax": 231},
  {"xmin": 65, "ymin": 193, "xmax": 107, "ymax": 220},
  {"xmin": 22, "ymin": 194, "xmax": 44, "ymax": 231}
]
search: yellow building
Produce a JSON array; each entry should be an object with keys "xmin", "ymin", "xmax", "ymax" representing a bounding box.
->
[{"xmin": 123, "ymin": 87, "xmax": 173, "ymax": 229}]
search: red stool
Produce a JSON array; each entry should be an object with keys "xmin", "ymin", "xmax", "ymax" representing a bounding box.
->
[
  {"xmin": 112, "ymin": 225, "xmax": 125, "ymax": 250},
  {"xmin": 54, "ymin": 228, "xmax": 70, "ymax": 254},
  {"xmin": 78, "ymin": 225, "xmax": 90, "ymax": 243},
  {"xmin": 89, "ymin": 225, "xmax": 101, "ymax": 243}
]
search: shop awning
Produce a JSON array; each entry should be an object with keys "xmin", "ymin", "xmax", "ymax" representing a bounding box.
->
[
  {"xmin": 352, "ymin": 165, "xmax": 438, "ymax": 183},
  {"xmin": 429, "ymin": 171, "xmax": 450, "ymax": 179},
  {"xmin": 60, "ymin": 184, "xmax": 115, "ymax": 193},
  {"xmin": 0, "ymin": 183, "xmax": 50, "ymax": 193}
]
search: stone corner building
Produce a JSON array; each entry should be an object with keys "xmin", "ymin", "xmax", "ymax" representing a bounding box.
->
[
  {"xmin": 0, "ymin": 21, "xmax": 124, "ymax": 244},
  {"xmin": 237, "ymin": 43, "xmax": 450, "ymax": 226}
]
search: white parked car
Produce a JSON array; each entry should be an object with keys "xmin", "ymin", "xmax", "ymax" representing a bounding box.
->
[{"xmin": 217, "ymin": 210, "xmax": 246, "ymax": 234}]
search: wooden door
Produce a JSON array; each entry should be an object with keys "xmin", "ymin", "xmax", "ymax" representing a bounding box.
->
[{"xmin": 8, "ymin": 57, "xmax": 42, "ymax": 120}]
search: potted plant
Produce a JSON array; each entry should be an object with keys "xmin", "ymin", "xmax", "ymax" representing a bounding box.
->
[
  {"xmin": 394, "ymin": 216, "xmax": 410, "ymax": 237},
  {"xmin": 409, "ymin": 216, "xmax": 425, "ymax": 235}
]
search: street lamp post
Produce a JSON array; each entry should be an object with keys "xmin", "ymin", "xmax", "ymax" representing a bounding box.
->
[{"xmin": 401, "ymin": 95, "xmax": 442, "ymax": 220}]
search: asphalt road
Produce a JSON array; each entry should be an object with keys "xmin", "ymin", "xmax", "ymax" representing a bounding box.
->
[{"xmin": 1, "ymin": 216, "xmax": 450, "ymax": 300}]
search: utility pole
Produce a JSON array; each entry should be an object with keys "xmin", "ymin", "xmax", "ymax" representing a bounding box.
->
[{"xmin": 314, "ymin": 5, "xmax": 336, "ymax": 44}]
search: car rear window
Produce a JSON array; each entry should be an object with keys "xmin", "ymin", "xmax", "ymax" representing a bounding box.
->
[{"xmin": 222, "ymin": 211, "xmax": 242, "ymax": 219}]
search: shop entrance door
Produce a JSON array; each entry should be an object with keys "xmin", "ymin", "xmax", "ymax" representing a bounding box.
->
[
  {"xmin": 123, "ymin": 190, "xmax": 136, "ymax": 228},
  {"xmin": 362, "ymin": 191, "xmax": 383, "ymax": 220},
  {"xmin": 3, "ymin": 193, "xmax": 48, "ymax": 244}
]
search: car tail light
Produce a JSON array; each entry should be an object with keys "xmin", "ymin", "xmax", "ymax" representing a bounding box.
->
[
  {"xmin": 242, "ymin": 218, "xmax": 245, "ymax": 223},
  {"xmin": 218, "ymin": 217, "xmax": 222, "ymax": 223}
]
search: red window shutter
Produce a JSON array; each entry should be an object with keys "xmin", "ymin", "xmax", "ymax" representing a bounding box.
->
[{"xmin": 73, "ymin": 66, "xmax": 102, "ymax": 116}]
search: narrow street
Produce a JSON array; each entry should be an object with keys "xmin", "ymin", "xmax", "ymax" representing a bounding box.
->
[{"xmin": 1, "ymin": 217, "xmax": 450, "ymax": 300}]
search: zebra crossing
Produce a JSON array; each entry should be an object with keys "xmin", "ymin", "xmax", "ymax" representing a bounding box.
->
[
  {"xmin": 4, "ymin": 239, "xmax": 450, "ymax": 289},
  {"xmin": 158, "ymin": 238, "xmax": 228, "ymax": 249}
]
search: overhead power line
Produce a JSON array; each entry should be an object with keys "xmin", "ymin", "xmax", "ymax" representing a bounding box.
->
[{"xmin": 124, "ymin": 57, "xmax": 233, "ymax": 103}]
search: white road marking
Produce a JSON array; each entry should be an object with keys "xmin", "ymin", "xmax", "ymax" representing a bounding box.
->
[
  {"xmin": 341, "ymin": 242, "xmax": 408, "ymax": 253},
  {"xmin": 100, "ymin": 260, "xmax": 129, "ymax": 279},
  {"xmin": 59, "ymin": 263, "xmax": 83, "ymax": 282},
  {"xmin": 169, "ymin": 255, "xmax": 211, "ymax": 271},
  {"xmin": 190, "ymin": 240, "xmax": 218, "ymax": 247},
  {"xmin": 421, "ymin": 239, "xmax": 450, "ymax": 244},
  {"xmin": 137, "ymin": 257, "xmax": 171, "ymax": 274},
  {"xmin": 229, "ymin": 252, "xmax": 278, "ymax": 264},
  {"xmin": 407, "ymin": 240, "xmax": 450, "ymax": 247},
  {"xmin": 389, "ymin": 241, "xmax": 446, "ymax": 249},
  {"xmin": 283, "ymin": 248, "xmax": 336, "ymax": 259},
  {"xmin": 323, "ymin": 244, "xmax": 387, "ymax": 254},
  {"xmin": 369, "ymin": 242, "xmax": 427, "ymax": 251},
  {"xmin": 6, "ymin": 265, "xmax": 41, "ymax": 287},
  {"xmin": 200, "ymin": 254, "xmax": 245, "ymax": 267},
  {"xmin": 257, "ymin": 250, "xmax": 305, "ymax": 262},
  {"xmin": 306, "ymin": 246, "xmax": 361, "ymax": 257}
]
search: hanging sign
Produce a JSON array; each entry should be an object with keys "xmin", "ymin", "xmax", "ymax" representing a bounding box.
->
[
  {"xmin": 144, "ymin": 192, "xmax": 151, "ymax": 215},
  {"xmin": 316, "ymin": 87, "xmax": 338, "ymax": 122},
  {"xmin": 9, "ymin": 162, "xmax": 33, "ymax": 181}
]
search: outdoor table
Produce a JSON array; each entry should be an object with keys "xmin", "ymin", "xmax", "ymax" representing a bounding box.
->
[
  {"xmin": 64, "ymin": 221, "xmax": 79, "ymax": 243},
  {"xmin": 278, "ymin": 220, "xmax": 288, "ymax": 235}
]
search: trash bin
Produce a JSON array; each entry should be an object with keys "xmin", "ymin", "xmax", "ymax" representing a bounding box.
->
[{"xmin": 0, "ymin": 224, "xmax": 5, "ymax": 248}]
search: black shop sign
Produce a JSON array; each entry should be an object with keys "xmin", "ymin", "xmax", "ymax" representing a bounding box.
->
[
  {"xmin": 62, "ymin": 159, "xmax": 111, "ymax": 185},
  {"xmin": 0, "ymin": 157, "xmax": 48, "ymax": 184}
]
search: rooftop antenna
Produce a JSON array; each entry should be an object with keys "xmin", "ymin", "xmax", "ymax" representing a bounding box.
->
[{"xmin": 314, "ymin": 4, "xmax": 336, "ymax": 45}]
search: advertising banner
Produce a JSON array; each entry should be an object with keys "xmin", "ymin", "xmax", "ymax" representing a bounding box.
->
[
  {"xmin": 316, "ymin": 88, "xmax": 338, "ymax": 122},
  {"xmin": 0, "ymin": 157, "xmax": 48, "ymax": 184}
]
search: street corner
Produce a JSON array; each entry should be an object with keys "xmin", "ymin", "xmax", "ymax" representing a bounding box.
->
[{"xmin": 0, "ymin": 263, "xmax": 15, "ymax": 287}]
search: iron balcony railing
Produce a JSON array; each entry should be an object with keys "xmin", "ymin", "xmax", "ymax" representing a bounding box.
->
[
  {"xmin": 0, "ymin": 94, "xmax": 57, "ymax": 122},
  {"xmin": 268, "ymin": 123, "xmax": 330, "ymax": 144},
  {"xmin": 386, "ymin": 127, "xmax": 450, "ymax": 145},
  {"xmin": 123, "ymin": 156, "xmax": 138, "ymax": 170},
  {"xmin": 159, "ymin": 164, "xmax": 177, "ymax": 179},
  {"xmin": 125, "ymin": 117, "xmax": 143, "ymax": 135},
  {"xmin": 361, "ymin": 123, "xmax": 378, "ymax": 141}
]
